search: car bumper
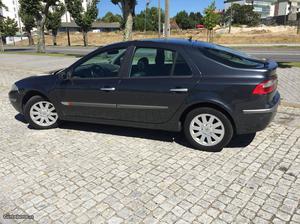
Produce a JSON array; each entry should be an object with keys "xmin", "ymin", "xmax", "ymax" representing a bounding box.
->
[
  {"xmin": 236, "ymin": 92, "xmax": 280, "ymax": 134},
  {"xmin": 8, "ymin": 90, "xmax": 23, "ymax": 113}
]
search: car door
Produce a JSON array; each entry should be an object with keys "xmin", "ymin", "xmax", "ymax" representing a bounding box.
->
[
  {"xmin": 117, "ymin": 44, "xmax": 201, "ymax": 124},
  {"xmin": 56, "ymin": 47, "xmax": 128, "ymax": 120}
]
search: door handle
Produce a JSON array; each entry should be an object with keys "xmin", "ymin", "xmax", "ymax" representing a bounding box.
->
[
  {"xmin": 100, "ymin": 87, "xmax": 116, "ymax": 91},
  {"xmin": 169, "ymin": 88, "xmax": 188, "ymax": 93}
]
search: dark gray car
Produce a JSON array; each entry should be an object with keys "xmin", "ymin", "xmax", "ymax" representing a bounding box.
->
[{"xmin": 9, "ymin": 39, "xmax": 280, "ymax": 151}]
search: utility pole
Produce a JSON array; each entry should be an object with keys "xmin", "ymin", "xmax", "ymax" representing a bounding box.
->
[
  {"xmin": 144, "ymin": 0, "xmax": 150, "ymax": 33},
  {"xmin": 297, "ymin": 12, "xmax": 300, "ymax": 34},
  {"xmin": 158, "ymin": 0, "xmax": 161, "ymax": 37},
  {"xmin": 228, "ymin": 2, "xmax": 232, "ymax": 33},
  {"xmin": 164, "ymin": 0, "xmax": 170, "ymax": 38}
]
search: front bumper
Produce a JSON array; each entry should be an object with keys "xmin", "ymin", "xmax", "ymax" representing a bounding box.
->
[
  {"xmin": 8, "ymin": 90, "xmax": 23, "ymax": 113},
  {"xmin": 236, "ymin": 92, "xmax": 280, "ymax": 134}
]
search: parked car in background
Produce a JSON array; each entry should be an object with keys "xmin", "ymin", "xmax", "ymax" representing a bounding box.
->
[
  {"xmin": 196, "ymin": 24, "xmax": 205, "ymax": 29},
  {"xmin": 9, "ymin": 39, "xmax": 280, "ymax": 151}
]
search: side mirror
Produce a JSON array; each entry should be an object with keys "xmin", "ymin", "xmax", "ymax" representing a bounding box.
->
[{"xmin": 60, "ymin": 70, "xmax": 71, "ymax": 80}]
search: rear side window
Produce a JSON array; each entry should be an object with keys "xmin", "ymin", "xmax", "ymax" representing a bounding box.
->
[
  {"xmin": 202, "ymin": 47, "xmax": 265, "ymax": 69},
  {"xmin": 129, "ymin": 47, "xmax": 192, "ymax": 77}
]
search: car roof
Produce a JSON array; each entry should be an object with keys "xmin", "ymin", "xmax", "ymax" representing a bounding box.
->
[{"xmin": 106, "ymin": 38, "xmax": 218, "ymax": 50}]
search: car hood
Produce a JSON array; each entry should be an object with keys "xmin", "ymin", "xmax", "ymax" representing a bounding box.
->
[{"xmin": 35, "ymin": 68, "xmax": 64, "ymax": 77}]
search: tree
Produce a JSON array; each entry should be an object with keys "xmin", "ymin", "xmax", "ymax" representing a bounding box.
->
[
  {"xmin": 0, "ymin": 0, "xmax": 7, "ymax": 9},
  {"xmin": 174, "ymin": 11, "xmax": 203, "ymax": 30},
  {"xmin": 189, "ymin": 12, "xmax": 203, "ymax": 27},
  {"xmin": 202, "ymin": 1, "xmax": 221, "ymax": 42},
  {"xmin": 45, "ymin": 3, "xmax": 65, "ymax": 46},
  {"xmin": 111, "ymin": 0, "xmax": 136, "ymax": 40},
  {"xmin": 134, "ymin": 7, "xmax": 164, "ymax": 31},
  {"xmin": 19, "ymin": 6, "xmax": 36, "ymax": 46},
  {"xmin": 224, "ymin": 4, "xmax": 260, "ymax": 27},
  {"xmin": 175, "ymin": 11, "xmax": 193, "ymax": 30},
  {"xmin": 101, "ymin": 12, "xmax": 122, "ymax": 23},
  {"xmin": 0, "ymin": 0, "xmax": 7, "ymax": 51},
  {"xmin": 19, "ymin": 0, "xmax": 60, "ymax": 53},
  {"xmin": 0, "ymin": 17, "xmax": 18, "ymax": 44},
  {"xmin": 66, "ymin": 0, "xmax": 99, "ymax": 47}
]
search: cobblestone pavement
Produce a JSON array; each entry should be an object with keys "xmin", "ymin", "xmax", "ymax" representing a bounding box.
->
[
  {"xmin": 0, "ymin": 54, "xmax": 300, "ymax": 224},
  {"xmin": 277, "ymin": 67, "xmax": 300, "ymax": 105}
]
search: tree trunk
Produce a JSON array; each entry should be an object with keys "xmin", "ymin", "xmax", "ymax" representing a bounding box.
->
[
  {"xmin": 36, "ymin": 3, "xmax": 50, "ymax": 53},
  {"xmin": 123, "ymin": 1, "xmax": 134, "ymax": 41},
  {"xmin": 0, "ymin": 33, "xmax": 4, "ymax": 52},
  {"xmin": 52, "ymin": 30, "xmax": 57, "ymax": 46},
  {"xmin": 27, "ymin": 30, "xmax": 34, "ymax": 46},
  {"xmin": 36, "ymin": 20, "xmax": 46, "ymax": 53},
  {"xmin": 52, "ymin": 34, "xmax": 57, "ymax": 46},
  {"xmin": 83, "ymin": 31, "xmax": 88, "ymax": 47}
]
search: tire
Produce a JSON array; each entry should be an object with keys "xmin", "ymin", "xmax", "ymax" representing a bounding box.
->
[
  {"xmin": 24, "ymin": 96, "xmax": 59, "ymax": 129},
  {"xmin": 183, "ymin": 107, "xmax": 233, "ymax": 151}
]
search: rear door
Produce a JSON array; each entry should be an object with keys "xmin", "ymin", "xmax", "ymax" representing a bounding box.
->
[{"xmin": 117, "ymin": 44, "xmax": 200, "ymax": 124}]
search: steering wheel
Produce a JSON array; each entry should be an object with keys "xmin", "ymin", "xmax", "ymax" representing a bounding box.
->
[{"xmin": 91, "ymin": 64, "xmax": 106, "ymax": 78}]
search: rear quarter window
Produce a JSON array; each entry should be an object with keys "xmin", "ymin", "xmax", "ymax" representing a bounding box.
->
[{"xmin": 201, "ymin": 47, "xmax": 265, "ymax": 69}]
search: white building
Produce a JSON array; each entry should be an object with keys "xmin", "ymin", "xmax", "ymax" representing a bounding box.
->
[
  {"xmin": 0, "ymin": 0, "xmax": 22, "ymax": 30},
  {"xmin": 225, "ymin": 0, "xmax": 300, "ymax": 18},
  {"xmin": 274, "ymin": 0, "xmax": 300, "ymax": 16}
]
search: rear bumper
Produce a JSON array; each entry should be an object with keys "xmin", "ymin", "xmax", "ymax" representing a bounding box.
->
[{"xmin": 236, "ymin": 92, "xmax": 280, "ymax": 134}]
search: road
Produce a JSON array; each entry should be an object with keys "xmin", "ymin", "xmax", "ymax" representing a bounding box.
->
[{"xmin": 3, "ymin": 45, "xmax": 300, "ymax": 62}]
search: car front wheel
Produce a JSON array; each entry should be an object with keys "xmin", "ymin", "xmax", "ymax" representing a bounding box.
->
[
  {"xmin": 24, "ymin": 96, "xmax": 59, "ymax": 129},
  {"xmin": 184, "ymin": 107, "xmax": 233, "ymax": 151}
]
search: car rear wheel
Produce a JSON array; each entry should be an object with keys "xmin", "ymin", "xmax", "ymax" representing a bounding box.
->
[
  {"xmin": 24, "ymin": 96, "xmax": 59, "ymax": 129},
  {"xmin": 184, "ymin": 107, "xmax": 233, "ymax": 151}
]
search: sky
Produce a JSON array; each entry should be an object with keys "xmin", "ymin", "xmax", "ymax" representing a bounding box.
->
[{"xmin": 97, "ymin": 0, "xmax": 225, "ymax": 18}]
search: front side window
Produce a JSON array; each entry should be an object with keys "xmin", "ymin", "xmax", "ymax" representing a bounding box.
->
[
  {"xmin": 130, "ymin": 47, "xmax": 192, "ymax": 78},
  {"xmin": 73, "ymin": 48, "xmax": 126, "ymax": 78}
]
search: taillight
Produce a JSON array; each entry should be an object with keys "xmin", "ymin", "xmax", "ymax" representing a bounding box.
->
[{"xmin": 252, "ymin": 78, "xmax": 277, "ymax": 95}]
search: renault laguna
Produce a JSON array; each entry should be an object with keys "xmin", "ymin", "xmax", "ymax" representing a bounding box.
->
[{"xmin": 9, "ymin": 39, "xmax": 280, "ymax": 151}]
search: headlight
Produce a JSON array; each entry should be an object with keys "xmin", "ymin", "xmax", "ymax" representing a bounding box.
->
[{"xmin": 11, "ymin": 83, "xmax": 19, "ymax": 91}]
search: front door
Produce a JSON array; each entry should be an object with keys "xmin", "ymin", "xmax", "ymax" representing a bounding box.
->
[
  {"xmin": 57, "ymin": 47, "xmax": 127, "ymax": 120},
  {"xmin": 117, "ymin": 46, "xmax": 200, "ymax": 124}
]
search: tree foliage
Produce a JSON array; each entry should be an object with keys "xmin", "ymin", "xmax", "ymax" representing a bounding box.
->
[
  {"xmin": 0, "ymin": 17, "xmax": 18, "ymax": 44},
  {"xmin": 224, "ymin": 4, "xmax": 260, "ymax": 27},
  {"xmin": 134, "ymin": 7, "xmax": 164, "ymax": 31},
  {"xmin": 111, "ymin": 0, "xmax": 136, "ymax": 40},
  {"xmin": 203, "ymin": 1, "xmax": 221, "ymax": 42},
  {"xmin": 101, "ymin": 12, "xmax": 122, "ymax": 23},
  {"xmin": 174, "ymin": 11, "xmax": 202, "ymax": 30},
  {"xmin": 19, "ymin": 4, "xmax": 36, "ymax": 45},
  {"xmin": 0, "ymin": 0, "xmax": 7, "ymax": 10},
  {"xmin": 45, "ymin": 3, "xmax": 65, "ymax": 45},
  {"xmin": 18, "ymin": 0, "xmax": 60, "ymax": 52},
  {"xmin": 65, "ymin": 0, "xmax": 99, "ymax": 46}
]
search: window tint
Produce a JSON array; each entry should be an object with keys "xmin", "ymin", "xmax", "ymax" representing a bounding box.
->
[
  {"xmin": 173, "ymin": 53, "xmax": 193, "ymax": 76},
  {"xmin": 202, "ymin": 47, "xmax": 265, "ymax": 69},
  {"xmin": 130, "ymin": 47, "xmax": 192, "ymax": 78},
  {"xmin": 73, "ymin": 48, "xmax": 126, "ymax": 78}
]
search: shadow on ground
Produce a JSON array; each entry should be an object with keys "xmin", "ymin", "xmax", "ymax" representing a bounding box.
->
[
  {"xmin": 15, "ymin": 113, "xmax": 256, "ymax": 152},
  {"xmin": 277, "ymin": 62, "xmax": 293, "ymax": 68}
]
